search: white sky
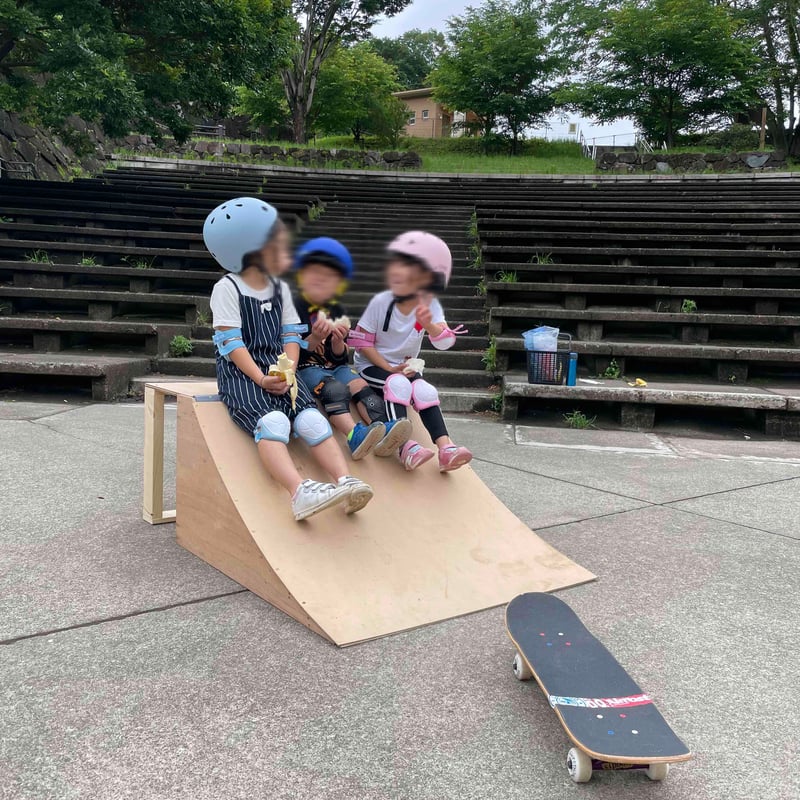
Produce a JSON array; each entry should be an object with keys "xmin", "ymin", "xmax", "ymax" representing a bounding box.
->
[{"xmin": 373, "ymin": 0, "xmax": 634, "ymax": 144}]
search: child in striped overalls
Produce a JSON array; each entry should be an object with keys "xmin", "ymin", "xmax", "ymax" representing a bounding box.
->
[{"xmin": 204, "ymin": 197, "xmax": 373, "ymax": 521}]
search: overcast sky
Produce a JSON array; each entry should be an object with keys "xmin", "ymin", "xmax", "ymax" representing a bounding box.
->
[{"xmin": 373, "ymin": 1, "xmax": 634, "ymax": 143}]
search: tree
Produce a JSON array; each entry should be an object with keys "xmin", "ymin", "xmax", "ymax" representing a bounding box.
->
[
  {"xmin": 430, "ymin": 1, "xmax": 562, "ymax": 152},
  {"xmin": 236, "ymin": 77, "xmax": 292, "ymax": 139},
  {"xmin": 312, "ymin": 42, "xmax": 400, "ymax": 143},
  {"xmin": 0, "ymin": 0, "xmax": 293, "ymax": 143},
  {"xmin": 371, "ymin": 28, "xmax": 446, "ymax": 89},
  {"xmin": 281, "ymin": 0, "xmax": 412, "ymax": 144},
  {"xmin": 548, "ymin": 0, "xmax": 761, "ymax": 148}
]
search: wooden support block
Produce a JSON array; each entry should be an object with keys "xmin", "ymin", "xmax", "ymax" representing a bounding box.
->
[
  {"xmin": 794, "ymin": 330, "xmax": 800, "ymax": 347},
  {"xmin": 129, "ymin": 278, "xmax": 151, "ymax": 293},
  {"xmin": 762, "ymin": 411, "xmax": 800, "ymax": 439},
  {"xmin": 143, "ymin": 386, "xmax": 175, "ymax": 524},
  {"xmin": 14, "ymin": 272, "xmax": 64, "ymax": 289},
  {"xmin": 502, "ymin": 395, "xmax": 520, "ymax": 421},
  {"xmin": 88, "ymin": 302, "xmax": 114, "ymax": 321},
  {"xmin": 620, "ymin": 403, "xmax": 655, "ymax": 430},
  {"xmin": 716, "ymin": 361, "xmax": 748, "ymax": 384},
  {"xmin": 681, "ymin": 325, "xmax": 709, "ymax": 344},
  {"xmin": 577, "ymin": 322, "xmax": 603, "ymax": 342},
  {"xmin": 32, "ymin": 333, "xmax": 62, "ymax": 352},
  {"xmin": 722, "ymin": 277, "xmax": 744, "ymax": 288},
  {"xmin": 754, "ymin": 301, "xmax": 779, "ymax": 315},
  {"xmin": 565, "ymin": 295, "xmax": 587, "ymax": 311}
]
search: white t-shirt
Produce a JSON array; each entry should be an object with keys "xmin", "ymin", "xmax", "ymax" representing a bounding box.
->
[
  {"xmin": 210, "ymin": 274, "xmax": 300, "ymax": 329},
  {"xmin": 354, "ymin": 290, "xmax": 445, "ymax": 371}
]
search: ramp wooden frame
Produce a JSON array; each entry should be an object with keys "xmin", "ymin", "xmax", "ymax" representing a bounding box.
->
[{"xmin": 143, "ymin": 380, "xmax": 595, "ymax": 646}]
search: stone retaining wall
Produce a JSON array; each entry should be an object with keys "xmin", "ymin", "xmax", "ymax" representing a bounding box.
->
[
  {"xmin": 597, "ymin": 150, "xmax": 787, "ymax": 173},
  {"xmin": 115, "ymin": 134, "xmax": 422, "ymax": 170}
]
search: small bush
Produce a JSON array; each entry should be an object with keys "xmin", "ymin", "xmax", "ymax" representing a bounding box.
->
[
  {"xmin": 482, "ymin": 336, "xmax": 498, "ymax": 373},
  {"xmin": 496, "ymin": 270, "xmax": 518, "ymax": 283},
  {"xmin": 169, "ymin": 335, "xmax": 194, "ymax": 358},
  {"xmin": 529, "ymin": 252, "xmax": 553, "ymax": 265},
  {"xmin": 563, "ymin": 410, "xmax": 597, "ymax": 429},
  {"xmin": 600, "ymin": 359, "xmax": 621, "ymax": 379},
  {"xmin": 696, "ymin": 124, "xmax": 760, "ymax": 152},
  {"xmin": 79, "ymin": 255, "xmax": 97, "ymax": 266},
  {"xmin": 25, "ymin": 249, "xmax": 52, "ymax": 264},
  {"xmin": 681, "ymin": 299, "xmax": 698, "ymax": 314}
]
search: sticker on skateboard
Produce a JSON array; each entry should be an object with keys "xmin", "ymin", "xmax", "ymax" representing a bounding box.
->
[{"xmin": 505, "ymin": 592, "xmax": 691, "ymax": 783}]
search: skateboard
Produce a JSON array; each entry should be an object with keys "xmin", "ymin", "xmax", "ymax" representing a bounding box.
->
[{"xmin": 505, "ymin": 592, "xmax": 691, "ymax": 783}]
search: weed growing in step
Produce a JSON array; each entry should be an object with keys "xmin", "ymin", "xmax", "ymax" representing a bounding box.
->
[
  {"xmin": 681, "ymin": 299, "xmax": 698, "ymax": 313},
  {"xmin": 169, "ymin": 335, "xmax": 194, "ymax": 358},
  {"xmin": 529, "ymin": 252, "xmax": 554, "ymax": 264},
  {"xmin": 490, "ymin": 392, "xmax": 503, "ymax": 414},
  {"xmin": 0, "ymin": 216, "xmax": 12, "ymax": 223},
  {"xmin": 476, "ymin": 278, "xmax": 487, "ymax": 297},
  {"xmin": 563, "ymin": 410, "xmax": 597, "ymax": 429},
  {"xmin": 495, "ymin": 270, "xmax": 518, "ymax": 283},
  {"xmin": 468, "ymin": 210, "xmax": 478, "ymax": 241},
  {"xmin": 79, "ymin": 255, "xmax": 97, "ymax": 266},
  {"xmin": 25, "ymin": 249, "xmax": 52, "ymax": 264},
  {"xmin": 195, "ymin": 308, "xmax": 211, "ymax": 327},
  {"xmin": 123, "ymin": 255, "xmax": 156, "ymax": 270},
  {"xmin": 482, "ymin": 336, "xmax": 498, "ymax": 373},
  {"xmin": 600, "ymin": 359, "xmax": 621, "ymax": 379},
  {"xmin": 308, "ymin": 202, "xmax": 325, "ymax": 221}
]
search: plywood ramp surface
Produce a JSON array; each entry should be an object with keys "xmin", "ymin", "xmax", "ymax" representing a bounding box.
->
[{"xmin": 177, "ymin": 395, "xmax": 595, "ymax": 646}]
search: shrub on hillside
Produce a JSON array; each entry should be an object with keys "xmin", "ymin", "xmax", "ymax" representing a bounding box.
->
[{"xmin": 697, "ymin": 124, "xmax": 760, "ymax": 152}]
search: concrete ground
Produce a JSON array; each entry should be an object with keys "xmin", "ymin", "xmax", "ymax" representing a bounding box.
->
[{"xmin": 1, "ymin": 399, "xmax": 799, "ymax": 800}]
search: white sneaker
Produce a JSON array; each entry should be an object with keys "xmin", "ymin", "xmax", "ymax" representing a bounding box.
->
[
  {"xmin": 291, "ymin": 479, "xmax": 349, "ymax": 521},
  {"xmin": 337, "ymin": 476, "xmax": 374, "ymax": 515}
]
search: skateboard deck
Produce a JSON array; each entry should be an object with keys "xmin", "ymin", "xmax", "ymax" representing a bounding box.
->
[{"xmin": 506, "ymin": 593, "xmax": 691, "ymax": 781}]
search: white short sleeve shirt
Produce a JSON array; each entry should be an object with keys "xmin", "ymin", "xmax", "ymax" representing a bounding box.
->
[
  {"xmin": 354, "ymin": 291, "xmax": 445, "ymax": 371},
  {"xmin": 210, "ymin": 274, "xmax": 300, "ymax": 329}
]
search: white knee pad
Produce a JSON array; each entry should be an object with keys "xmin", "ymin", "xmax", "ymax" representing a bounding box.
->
[
  {"xmin": 294, "ymin": 408, "xmax": 333, "ymax": 446},
  {"xmin": 411, "ymin": 379, "xmax": 440, "ymax": 410},
  {"xmin": 384, "ymin": 373, "xmax": 412, "ymax": 406},
  {"xmin": 254, "ymin": 411, "xmax": 291, "ymax": 444}
]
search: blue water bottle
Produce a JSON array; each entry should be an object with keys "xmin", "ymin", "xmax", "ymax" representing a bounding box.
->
[{"xmin": 566, "ymin": 352, "xmax": 578, "ymax": 386}]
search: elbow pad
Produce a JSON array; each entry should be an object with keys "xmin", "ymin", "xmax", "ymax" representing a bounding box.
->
[
  {"xmin": 430, "ymin": 325, "xmax": 469, "ymax": 351},
  {"xmin": 347, "ymin": 330, "xmax": 376, "ymax": 349},
  {"xmin": 281, "ymin": 323, "xmax": 309, "ymax": 350},
  {"xmin": 213, "ymin": 328, "xmax": 245, "ymax": 360}
]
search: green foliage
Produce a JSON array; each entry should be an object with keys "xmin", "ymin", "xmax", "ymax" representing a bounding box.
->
[
  {"xmin": 236, "ymin": 77, "xmax": 291, "ymax": 138},
  {"xmin": 369, "ymin": 94, "xmax": 411, "ymax": 148},
  {"xmin": 308, "ymin": 202, "xmax": 325, "ymax": 221},
  {"xmin": 123, "ymin": 255, "xmax": 155, "ymax": 270},
  {"xmin": 696, "ymin": 124, "xmax": 760, "ymax": 152},
  {"xmin": 169, "ymin": 335, "xmax": 194, "ymax": 358},
  {"xmin": 483, "ymin": 336, "xmax": 498, "ymax": 372},
  {"xmin": 431, "ymin": 0, "xmax": 563, "ymax": 150},
  {"xmin": 681, "ymin": 298, "xmax": 698, "ymax": 314},
  {"xmin": 495, "ymin": 270, "xmax": 518, "ymax": 283},
  {"xmin": 530, "ymin": 252, "xmax": 554, "ymax": 264},
  {"xmin": 563, "ymin": 410, "xmax": 597, "ymax": 429},
  {"xmin": 468, "ymin": 210, "xmax": 479, "ymax": 241},
  {"xmin": 371, "ymin": 28, "xmax": 446, "ymax": 90},
  {"xmin": 25, "ymin": 249, "xmax": 52, "ymax": 264},
  {"xmin": 600, "ymin": 359, "xmax": 621, "ymax": 379},
  {"xmin": 490, "ymin": 392, "xmax": 504, "ymax": 414},
  {"xmin": 1, "ymin": 0, "xmax": 294, "ymax": 143},
  {"xmin": 554, "ymin": 0, "xmax": 761, "ymax": 148},
  {"xmin": 476, "ymin": 278, "xmax": 487, "ymax": 296},
  {"xmin": 195, "ymin": 308, "xmax": 211, "ymax": 327},
  {"xmin": 79, "ymin": 255, "xmax": 97, "ymax": 266},
  {"xmin": 0, "ymin": 216, "xmax": 12, "ymax": 223},
  {"xmin": 312, "ymin": 43, "xmax": 401, "ymax": 143},
  {"xmin": 281, "ymin": 0, "xmax": 413, "ymax": 143}
]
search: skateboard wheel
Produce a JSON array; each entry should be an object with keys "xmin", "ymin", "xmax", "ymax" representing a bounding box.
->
[
  {"xmin": 566, "ymin": 747, "xmax": 592, "ymax": 783},
  {"xmin": 646, "ymin": 763, "xmax": 670, "ymax": 781},
  {"xmin": 512, "ymin": 652, "xmax": 533, "ymax": 681}
]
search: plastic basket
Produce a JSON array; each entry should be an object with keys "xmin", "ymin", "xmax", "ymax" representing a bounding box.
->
[{"xmin": 527, "ymin": 350, "xmax": 570, "ymax": 385}]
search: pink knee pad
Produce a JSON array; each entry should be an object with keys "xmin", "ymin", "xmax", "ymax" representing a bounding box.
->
[
  {"xmin": 384, "ymin": 373, "xmax": 412, "ymax": 406},
  {"xmin": 411, "ymin": 379, "xmax": 440, "ymax": 410}
]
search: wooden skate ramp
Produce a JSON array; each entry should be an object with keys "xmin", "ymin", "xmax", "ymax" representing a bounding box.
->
[{"xmin": 176, "ymin": 393, "xmax": 594, "ymax": 646}]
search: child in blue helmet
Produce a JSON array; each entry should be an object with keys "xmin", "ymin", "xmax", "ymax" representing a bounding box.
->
[
  {"xmin": 293, "ymin": 237, "xmax": 412, "ymax": 459},
  {"xmin": 203, "ymin": 197, "xmax": 373, "ymax": 522}
]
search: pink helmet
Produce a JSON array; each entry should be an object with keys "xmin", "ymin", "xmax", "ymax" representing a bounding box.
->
[{"xmin": 387, "ymin": 231, "xmax": 452, "ymax": 290}]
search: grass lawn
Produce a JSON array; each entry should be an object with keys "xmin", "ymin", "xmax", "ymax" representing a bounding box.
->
[{"xmin": 420, "ymin": 152, "xmax": 595, "ymax": 174}]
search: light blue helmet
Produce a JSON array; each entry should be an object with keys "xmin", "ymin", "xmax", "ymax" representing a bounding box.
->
[{"xmin": 203, "ymin": 197, "xmax": 279, "ymax": 273}]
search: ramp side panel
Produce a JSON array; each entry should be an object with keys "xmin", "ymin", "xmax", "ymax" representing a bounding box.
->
[
  {"xmin": 175, "ymin": 397, "xmax": 330, "ymax": 640},
  {"xmin": 187, "ymin": 398, "xmax": 595, "ymax": 646}
]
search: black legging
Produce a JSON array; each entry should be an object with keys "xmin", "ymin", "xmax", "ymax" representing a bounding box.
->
[{"xmin": 361, "ymin": 365, "xmax": 449, "ymax": 443}]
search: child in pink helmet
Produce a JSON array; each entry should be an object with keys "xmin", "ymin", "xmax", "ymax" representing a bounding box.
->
[{"xmin": 349, "ymin": 231, "xmax": 473, "ymax": 472}]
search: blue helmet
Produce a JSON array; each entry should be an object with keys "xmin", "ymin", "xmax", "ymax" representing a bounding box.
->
[
  {"xmin": 294, "ymin": 237, "xmax": 354, "ymax": 280},
  {"xmin": 203, "ymin": 197, "xmax": 279, "ymax": 273}
]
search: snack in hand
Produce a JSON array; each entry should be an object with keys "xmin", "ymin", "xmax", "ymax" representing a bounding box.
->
[
  {"xmin": 268, "ymin": 352, "xmax": 298, "ymax": 410},
  {"xmin": 404, "ymin": 357, "xmax": 425, "ymax": 375}
]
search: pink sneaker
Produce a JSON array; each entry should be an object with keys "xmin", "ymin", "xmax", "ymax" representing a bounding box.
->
[
  {"xmin": 438, "ymin": 445, "xmax": 473, "ymax": 472},
  {"xmin": 399, "ymin": 440, "xmax": 435, "ymax": 471}
]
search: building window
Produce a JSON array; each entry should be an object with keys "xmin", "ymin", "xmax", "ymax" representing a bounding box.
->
[
  {"xmin": 408, "ymin": 112, "xmax": 416, "ymax": 126},
  {"xmin": 422, "ymin": 109, "xmax": 429, "ymax": 120}
]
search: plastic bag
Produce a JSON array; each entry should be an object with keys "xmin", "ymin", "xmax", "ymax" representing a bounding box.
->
[{"xmin": 522, "ymin": 326, "xmax": 559, "ymax": 352}]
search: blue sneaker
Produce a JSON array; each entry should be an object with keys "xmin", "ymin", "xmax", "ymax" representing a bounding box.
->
[
  {"xmin": 373, "ymin": 418, "xmax": 413, "ymax": 458},
  {"xmin": 347, "ymin": 422, "xmax": 384, "ymax": 460}
]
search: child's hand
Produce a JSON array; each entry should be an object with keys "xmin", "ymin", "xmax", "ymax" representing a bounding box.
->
[
  {"xmin": 311, "ymin": 316, "xmax": 334, "ymax": 341},
  {"xmin": 330, "ymin": 323, "xmax": 349, "ymax": 342},
  {"xmin": 415, "ymin": 303, "xmax": 433, "ymax": 329},
  {"xmin": 260, "ymin": 375, "xmax": 290, "ymax": 395}
]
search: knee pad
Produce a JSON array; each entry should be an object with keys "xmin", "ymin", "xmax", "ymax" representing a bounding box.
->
[
  {"xmin": 384, "ymin": 373, "xmax": 412, "ymax": 406},
  {"xmin": 411, "ymin": 379, "xmax": 440, "ymax": 410},
  {"xmin": 254, "ymin": 411, "xmax": 291, "ymax": 444},
  {"xmin": 293, "ymin": 407, "xmax": 333, "ymax": 446},
  {"xmin": 353, "ymin": 387, "xmax": 387, "ymax": 424},
  {"xmin": 315, "ymin": 377, "xmax": 351, "ymax": 416}
]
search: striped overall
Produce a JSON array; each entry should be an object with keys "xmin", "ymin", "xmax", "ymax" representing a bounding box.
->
[{"xmin": 215, "ymin": 274, "xmax": 314, "ymax": 437}]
